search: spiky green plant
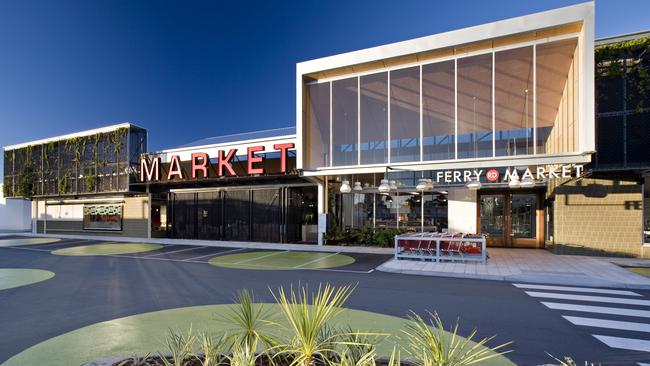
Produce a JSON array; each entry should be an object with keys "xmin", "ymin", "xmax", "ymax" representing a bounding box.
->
[
  {"xmin": 270, "ymin": 283, "xmax": 356, "ymax": 366},
  {"xmin": 158, "ymin": 327, "xmax": 196, "ymax": 366},
  {"xmin": 401, "ymin": 311, "xmax": 511, "ymax": 366},
  {"xmin": 218, "ymin": 288, "xmax": 278, "ymax": 349},
  {"xmin": 339, "ymin": 328, "xmax": 378, "ymax": 366},
  {"xmin": 226, "ymin": 338, "xmax": 260, "ymax": 366},
  {"xmin": 198, "ymin": 332, "xmax": 227, "ymax": 366}
]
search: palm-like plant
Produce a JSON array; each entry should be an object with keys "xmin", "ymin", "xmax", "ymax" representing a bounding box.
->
[
  {"xmin": 218, "ymin": 289, "xmax": 278, "ymax": 349},
  {"xmin": 271, "ymin": 283, "xmax": 356, "ymax": 366},
  {"xmin": 226, "ymin": 338, "xmax": 261, "ymax": 366},
  {"xmin": 158, "ymin": 327, "xmax": 196, "ymax": 366},
  {"xmin": 401, "ymin": 312, "xmax": 511, "ymax": 366},
  {"xmin": 198, "ymin": 332, "xmax": 227, "ymax": 366}
]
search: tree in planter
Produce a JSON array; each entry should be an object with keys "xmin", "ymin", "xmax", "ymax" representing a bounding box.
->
[
  {"xmin": 109, "ymin": 128, "xmax": 128, "ymax": 191},
  {"xmin": 85, "ymin": 174, "xmax": 97, "ymax": 193},
  {"xmin": 58, "ymin": 173, "xmax": 70, "ymax": 194},
  {"xmin": 16, "ymin": 167, "xmax": 36, "ymax": 197}
]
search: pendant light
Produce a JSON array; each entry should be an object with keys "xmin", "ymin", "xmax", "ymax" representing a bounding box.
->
[
  {"xmin": 340, "ymin": 180, "xmax": 352, "ymax": 193},
  {"xmin": 520, "ymin": 176, "xmax": 535, "ymax": 188},
  {"xmin": 353, "ymin": 181, "xmax": 363, "ymax": 191},
  {"xmin": 466, "ymin": 177, "xmax": 482, "ymax": 190},
  {"xmin": 378, "ymin": 179, "xmax": 390, "ymax": 193},
  {"xmin": 508, "ymin": 174, "xmax": 521, "ymax": 189},
  {"xmin": 389, "ymin": 180, "xmax": 398, "ymax": 191},
  {"xmin": 416, "ymin": 178, "xmax": 429, "ymax": 191}
]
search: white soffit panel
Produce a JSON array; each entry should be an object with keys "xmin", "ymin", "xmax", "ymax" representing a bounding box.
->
[{"xmin": 297, "ymin": 2, "xmax": 593, "ymax": 75}]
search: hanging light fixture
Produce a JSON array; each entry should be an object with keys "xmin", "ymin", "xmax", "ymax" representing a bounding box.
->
[
  {"xmin": 378, "ymin": 179, "xmax": 390, "ymax": 193},
  {"xmin": 340, "ymin": 180, "xmax": 352, "ymax": 193},
  {"xmin": 389, "ymin": 180, "xmax": 398, "ymax": 191},
  {"xmin": 426, "ymin": 178, "xmax": 435, "ymax": 190},
  {"xmin": 466, "ymin": 177, "xmax": 482, "ymax": 190},
  {"xmin": 353, "ymin": 181, "xmax": 363, "ymax": 191},
  {"xmin": 416, "ymin": 178, "xmax": 429, "ymax": 191},
  {"xmin": 508, "ymin": 174, "xmax": 521, "ymax": 189},
  {"xmin": 520, "ymin": 176, "xmax": 535, "ymax": 188}
]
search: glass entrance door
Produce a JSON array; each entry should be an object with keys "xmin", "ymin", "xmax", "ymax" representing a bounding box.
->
[
  {"xmin": 479, "ymin": 191, "xmax": 542, "ymax": 248},
  {"xmin": 479, "ymin": 194, "xmax": 506, "ymax": 246}
]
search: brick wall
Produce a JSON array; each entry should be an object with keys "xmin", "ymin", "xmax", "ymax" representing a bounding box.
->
[{"xmin": 549, "ymin": 177, "xmax": 644, "ymax": 257}]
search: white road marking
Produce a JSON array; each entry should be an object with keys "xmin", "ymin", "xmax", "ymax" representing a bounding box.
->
[
  {"xmin": 233, "ymin": 250, "xmax": 289, "ymax": 265},
  {"xmin": 563, "ymin": 316, "xmax": 650, "ymax": 333},
  {"xmin": 542, "ymin": 302, "xmax": 650, "ymax": 319},
  {"xmin": 143, "ymin": 246, "xmax": 200, "ymax": 257},
  {"xmin": 294, "ymin": 252, "xmax": 340, "ymax": 268},
  {"xmin": 513, "ymin": 283, "xmax": 641, "ymax": 297},
  {"xmin": 182, "ymin": 248, "xmax": 245, "ymax": 261},
  {"xmin": 593, "ymin": 335, "xmax": 650, "ymax": 352},
  {"xmin": 525, "ymin": 291, "xmax": 650, "ymax": 306}
]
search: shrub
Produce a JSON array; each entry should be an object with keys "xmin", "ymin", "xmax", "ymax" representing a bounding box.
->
[
  {"xmin": 270, "ymin": 283, "xmax": 358, "ymax": 366},
  {"xmin": 401, "ymin": 311, "xmax": 511, "ymax": 366}
]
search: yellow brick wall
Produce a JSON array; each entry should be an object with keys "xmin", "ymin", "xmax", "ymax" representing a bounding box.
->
[{"xmin": 550, "ymin": 178, "xmax": 644, "ymax": 257}]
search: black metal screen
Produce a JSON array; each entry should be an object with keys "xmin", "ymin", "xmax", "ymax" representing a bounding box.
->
[
  {"xmin": 168, "ymin": 186, "xmax": 316, "ymax": 243},
  {"xmin": 251, "ymin": 189, "xmax": 281, "ymax": 242},
  {"xmin": 171, "ymin": 192, "xmax": 196, "ymax": 239},
  {"xmin": 223, "ymin": 190, "xmax": 251, "ymax": 241},
  {"xmin": 197, "ymin": 191, "xmax": 221, "ymax": 240}
]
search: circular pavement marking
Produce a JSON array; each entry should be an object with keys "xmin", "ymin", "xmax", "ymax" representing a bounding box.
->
[
  {"xmin": 0, "ymin": 238, "xmax": 61, "ymax": 247},
  {"xmin": 0, "ymin": 268, "xmax": 55, "ymax": 290},
  {"xmin": 0, "ymin": 304, "xmax": 514, "ymax": 366},
  {"xmin": 208, "ymin": 250, "xmax": 355, "ymax": 270},
  {"xmin": 51, "ymin": 243, "xmax": 163, "ymax": 256}
]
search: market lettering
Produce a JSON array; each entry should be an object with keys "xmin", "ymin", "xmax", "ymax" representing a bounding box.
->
[
  {"xmin": 140, "ymin": 156, "xmax": 161, "ymax": 182},
  {"xmin": 139, "ymin": 142, "xmax": 295, "ymax": 182}
]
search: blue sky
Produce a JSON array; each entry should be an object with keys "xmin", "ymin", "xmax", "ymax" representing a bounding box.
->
[{"xmin": 0, "ymin": 0, "xmax": 648, "ymax": 168}]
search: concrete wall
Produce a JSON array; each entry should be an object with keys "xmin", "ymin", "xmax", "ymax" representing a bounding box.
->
[
  {"xmin": 0, "ymin": 185, "xmax": 32, "ymax": 231},
  {"xmin": 550, "ymin": 177, "xmax": 645, "ymax": 257},
  {"xmin": 36, "ymin": 195, "xmax": 149, "ymax": 238},
  {"xmin": 448, "ymin": 188, "xmax": 477, "ymax": 234}
]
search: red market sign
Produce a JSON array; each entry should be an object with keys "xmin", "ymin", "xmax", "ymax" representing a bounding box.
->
[{"xmin": 140, "ymin": 143, "xmax": 294, "ymax": 182}]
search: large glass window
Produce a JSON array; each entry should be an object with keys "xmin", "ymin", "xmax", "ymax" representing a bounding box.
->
[
  {"xmin": 536, "ymin": 38, "xmax": 579, "ymax": 154},
  {"xmin": 306, "ymin": 82, "xmax": 330, "ymax": 168},
  {"xmin": 495, "ymin": 46, "xmax": 534, "ymax": 156},
  {"xmin": 360, "ymin": 72, "xmax": 388, "ymax": 164},
  {"xmin": 390, "ymin": 66, "xmax": 420, "ymax": 163},
  {"xmin": 332, "ymin": 77, "xmax": 358, "ymax": 166},
  {"xmin": 83, "ymin": 204, "xmax": 122, "ymax": 231},
  {"xmin": 422, "ymin": 60, "xmax": 455, "ymax": 161},
  {"xmin": 457, "ymin": 54, "xmax": 493, "ymax": 159}
]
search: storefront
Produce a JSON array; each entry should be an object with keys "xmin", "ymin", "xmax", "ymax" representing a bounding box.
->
[
  {"xmin": 296, "ymin": 3, "xmax": 595, "ymax": 249},
  {"xmin": 139, "ymin": 128, "xmax": 318, "ymax": 244}
]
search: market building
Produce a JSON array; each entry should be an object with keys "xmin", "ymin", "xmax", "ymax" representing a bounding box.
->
[{"xmin": 2, "ymin": 2, "xmax": 649, "ymax": 257}]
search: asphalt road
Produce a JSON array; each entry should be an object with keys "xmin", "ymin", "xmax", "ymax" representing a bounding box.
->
[{"xmin": 0, "ymin": 237, "xmax": 649, "ymax": 366}]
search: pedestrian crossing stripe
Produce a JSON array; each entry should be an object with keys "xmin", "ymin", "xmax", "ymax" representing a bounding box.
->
[{"xmin": 512, "ymin": 283, "xmax": 641, "ymax": 297}]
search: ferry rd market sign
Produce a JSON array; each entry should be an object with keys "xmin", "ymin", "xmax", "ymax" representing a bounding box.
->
[
  {"xmin": 139, "ymin": 143, "xmax": 294, "ymax": 182},
  {"xmin": 430, "ymin": 164, "xmax": 584, "ymax": 184}
]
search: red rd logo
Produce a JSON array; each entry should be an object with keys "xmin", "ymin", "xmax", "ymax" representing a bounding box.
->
[{"xmin": 486, "ymin": 169, "xmax": 499, "ymax": 182}]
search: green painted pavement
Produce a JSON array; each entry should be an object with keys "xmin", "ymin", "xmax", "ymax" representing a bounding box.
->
[
  {"xmin": 0, "ymin": 238, "xmax": 60, "ymax": 247},
  {"xmin": 1, "ymin": 304, "xmax": 514, "ymax": 366},
  {"xmin": 51, "ymin": 243, "xmax": 163, "ymax": 256},
  {"xmin": 0, "ymin": 268, "xmax": 55, "ymax": 290},
  {"xmin": 208, "ymin": 251, "xmax": 355, "ymax": 270}
]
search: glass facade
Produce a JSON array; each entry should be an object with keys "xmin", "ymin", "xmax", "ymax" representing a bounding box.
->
[
  {"xmin": 304, "ymin": 37, "xmax": 580, "ymax": 169},
  {"xmin": 332, "ymin": 77, "xmax": 358, "ymax": 166},
  {"xmin": 360, "ymin": 72, "xmax": 388, "ymax": 164}
]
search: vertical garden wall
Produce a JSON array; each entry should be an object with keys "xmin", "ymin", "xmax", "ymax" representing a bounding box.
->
[
  {"xmin": 3, "ymin": 126, "xmax": 147, "ymax": 198},
  {"xmin": 594, "ymin": 36, "xmax": 650, "ymax": 169}
]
